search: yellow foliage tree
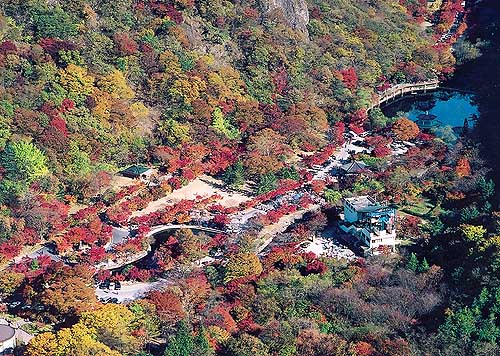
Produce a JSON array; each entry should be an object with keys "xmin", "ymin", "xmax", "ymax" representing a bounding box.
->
[
  {"xmin": 26, "ymin": 332, "xmax": 59, "ymax": 356},
  {"xmin": 480, "ymin": 235, "xmax": 500, "ymax": 252},
  {"xmin": 460, "ymin": 224, "xmax": 487, "ymax": 242},
  {"xmin": 89, "ymin": 89, "xmax": 112, "ymax": 120},
  {"xmin": 159, "ymin": 50, "xmax": 182, "ymax": 77},
  {"xmin": 206, "ymin": 325, "xmax": 231, "ymax": 344},
  {"xmin": 98, "ymin": 70, "xmax": 135, "ymax": 100},
  {"xmin": 27, "ymin": 304, "xmax": 150, "ymax": 356},
  {"xmin": 59, "ymin": 64, "xmax": 95, "ymax": 104},
  {"xmin": 27, "ymin": 323, "xmax": 122, "ymax": 356},
  {"xmin": 0, "ymin": 271, "xmax": 24, "ymax": 295},
  {"xmin": 169, "ymin": 76, "xmax": 206, "ymax": 105},
  {"xmin": 79, "ymin": 304, "xmax": 142, "ymax": 354},
  {"xmin": 130, "ymin": 102, "xmax": 150, "ymax": 120},
  {"xmin": 207, "ymin": 66, "xmax": 246, "ymax": 103},
  {"xmin": 224, "ymin": 252, "xmax": 263, "ymax": 284}
]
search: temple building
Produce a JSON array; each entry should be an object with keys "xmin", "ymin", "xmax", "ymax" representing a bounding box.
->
[
  {"xmin": 339, "ymin": 161, "xmax": 369, "ymax": 175},
  {"xmin": 334, "ymin": 160, "xmax": 371, "ymax": 188}
]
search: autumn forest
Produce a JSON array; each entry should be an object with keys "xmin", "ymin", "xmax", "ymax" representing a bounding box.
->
[{"xmin": 0, "ymin": 0, "xmax": 498, "ymax": 355}]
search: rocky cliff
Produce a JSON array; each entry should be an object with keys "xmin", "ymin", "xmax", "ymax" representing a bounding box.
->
[{"xmin": 261, "ymin": 0, "xmax": 310, "ymax": 34}]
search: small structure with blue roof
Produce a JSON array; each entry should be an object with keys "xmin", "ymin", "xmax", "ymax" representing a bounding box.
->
[
  {"xmin": 120, "ymin": 165, "xmax": 154, "ymax": 181},
  {"xmin": 415, "ymin": 112, "xmax": 442, "ymax": 130}
]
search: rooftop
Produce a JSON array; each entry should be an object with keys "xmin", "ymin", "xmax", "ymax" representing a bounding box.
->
[
  {"xmin": 344, "ymin": 195, "xmax": 382, "ymax": 212},
  {"xmin": 416, "ymin": 112, "xmax": 442, "ymax": 129},
  {"xmin": 120, "ymin": 165, "xmax": 151, "ymax": 178},
  {"xmin": 340, "ymin": 161, "xmax": 369, "ymax": 174},
  {"xmin": 0, "ymin": 324, "xmax": 15, "ymax": 342},
  {"xmin": 417, "ymin": 113, "xmax": 437, "ymax": 120}
]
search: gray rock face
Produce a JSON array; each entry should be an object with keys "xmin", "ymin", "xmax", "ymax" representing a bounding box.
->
[
  {"xmin": 182, "ymin": 17, "xmax": 242, "ymax": 67},
  {"xmin": 262, "ymin": 0, "xmax": 310, "ymax": 33}
]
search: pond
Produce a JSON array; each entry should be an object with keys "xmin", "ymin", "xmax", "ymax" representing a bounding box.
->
[{"xmin": 381, "ymin": 90, "xmax": 479, "ymax": 130}]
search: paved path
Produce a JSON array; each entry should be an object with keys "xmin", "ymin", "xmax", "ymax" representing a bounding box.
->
[
  {"xmin": 310, "ymin": 134, "xmax": 370, "ymax": 181},
  {"xmin": 257, "ymin": 204, "xmax": 321, "ymax": 255},
  {"xmin": 0, "ymin": 318, "xmax": 34, "ymax": 345},
  {"xmin": 437, "ymin": 6, "xmax": 466, "ymax": 44},
  {"xmin": 25, "ymin": 246, "xmax": 62, "ymax": 263},
  {"xmin": 97, "ymin": 224, "xmax": 225, "ymax": 270},
  {"xmin": 296, "ymin": 236, "xmax": 356, "ymax": 261}
]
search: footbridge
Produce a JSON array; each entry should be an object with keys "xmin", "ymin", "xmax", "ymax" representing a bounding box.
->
[
  {"xmin": 146, "ymin": 224, "xmax": 225, "ymax": 237},
  {"xmin": 368, "ymin": 80, "xmax": 440, "ymax": 111}
]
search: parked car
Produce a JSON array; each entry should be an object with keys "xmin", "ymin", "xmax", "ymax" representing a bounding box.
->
[{"xmin": 114, "ymin": 281, "xmax": 121, "ymax": 290}]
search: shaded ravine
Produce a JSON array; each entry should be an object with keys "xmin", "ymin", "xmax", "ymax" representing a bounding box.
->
[
  {"xmin": 383, "ymin": 0, "xmax": 500, "ymax": 197},
  {"xmin": 445, "ymin": 0, "xmax": 500, "ymax": 194}
]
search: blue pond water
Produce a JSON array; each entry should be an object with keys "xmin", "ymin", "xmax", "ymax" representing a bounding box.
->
[{"xmin": 382, "ymin": 90, "xmax": 479, "ymax": 128}]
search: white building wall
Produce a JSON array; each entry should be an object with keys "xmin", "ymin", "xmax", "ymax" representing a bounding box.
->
[
  {"xmin": 362, "ymin": 228, "xmax": 396, "ymax": 250},
  {"xmin": 0, "ymin": 336, "xmax": 15, "ymax": 353}
]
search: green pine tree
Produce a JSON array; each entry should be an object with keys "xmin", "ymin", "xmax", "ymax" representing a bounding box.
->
[
  {"xmin": 279, "ymin": 166, "xmax": 300, "ymax": 181},
  {"xmin": 257, "ymin": 173, "xmax": 277, "ymax": 194},
  {"xmin": 418, "ymin": 257, "xmax": 430, "ymax": 273},
  {"xmin": 222, "ymin": 165, "xmax": 234, "ymax": 185},
  {"xmin": 176, "ymin": 321, "xmax": 194, "ymax": 356},
  {"xmin": 164, "ymin": 321, "xmax": 194, "ymax": 356},
  {"xmin": 425, "ymin": 218, "xmax": 444, "ymax": 236},
  {"xmin": 476, "ymin": 316, "xmax": 500, "ymax": 343},
  {"xmin": 193, "ymin": 326, "xmax": 214, "ymax": 356},
  {"xmin": 438, "ymin": 306, "xmax": 477, "ymax": 344},
  {"xmin": 223, "ymin": 161, "xmax": 245, "ymax": 188},
  {"xmin": 477, "ymin": 177, "xmax": 495, "ymax": 200},
  {"xmin": 407, "ymin": 252, "xmax": 419, "ymax": 272},
  {"xmin": 164, "ymin": 341, "xmax": 181, "ymax": 356},
  {"xmin": 232, "ymin": 160, "xmax": 245, "ymax": 188}
]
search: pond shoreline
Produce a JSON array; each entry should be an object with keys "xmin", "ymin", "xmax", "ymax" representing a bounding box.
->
[{"xmin": 381, "ymin": 89, "xmax": 478, "ymax": 140}]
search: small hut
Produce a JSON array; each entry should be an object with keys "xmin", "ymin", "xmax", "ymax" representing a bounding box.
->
[{"xmin": 120, "ymin": 165, "xmax": 154, "ymax": 180}]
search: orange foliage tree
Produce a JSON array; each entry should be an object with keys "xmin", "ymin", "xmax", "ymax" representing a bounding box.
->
[
  {"xmin": 244, "ymin": 128, "xmax": 293, "ymax": 176},
  {"xmin": 147, "ymin": 289, "xmax": 186, "ymax": 326},
  {"xmin": 455, "ymin": 157, "xmax": 471, "ymax": 177},
  {"xmin": 392, "ymin": 118, "xmax": 420, "ymax": 141}
]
